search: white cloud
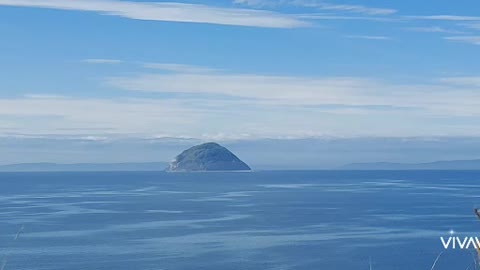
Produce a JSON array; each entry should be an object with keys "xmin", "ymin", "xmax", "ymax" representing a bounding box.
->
[
  {"xmin": 23, "ymin": 94, "xmax": 67, "ymax": 99},
  {"xmin": 105, "ymin": 66, "xmax": 480, "ymax": 120},
  {"xmin": 0, "ymin": 97, "xmax": 203, "ymax": 136},
  {"xmin": 295, "ymin": 14, "xmax": 397, "ymax": 22},
  {"xmin": 5, "ymin": 90, "xmax": 480, "ymax": 138},
  {"xmin": 143, "ymin": 63, "xmax": 219, "ymax": 73},
  {"xmin": 440, "ymin": 76, "xmax": 480, "ymax": 87},
  {"xmin": 345, "ymin": 35, "xmax": 391, "ymax": 40},
  {"xmin": 297, "ymin": 1, "xmax": 396, "ymax": 15},
  {"xmin": 0, "ymin": 0, "xmax": 307, "ymax": 28},
  {"xmin": 403, "ymin": 17, "xmax": 480, "ymax": 44},
  {"xmin": 234, "ymin": 0, "xmax": 397, "ymax": 15},
  {"xmin": 82, "ymin": 59, "xmax": 123, "ymax": 64},
  {"xmin": 405, "ymin": 26, "xmax": 464, "ymax": 34},
  {"xmin": 444, "ymin": 36, "xmax": 480, "ymax": 45},
  {"xmin": 4, "ymin": 68, "xmax": 480, "ymax": 138},
  {"xmin": 107, "ymin": 72, "xmax": 384, "ymax": 104},
  {"xmin": 410, "ymin": 15, "xmax": 480, "ymax": 21},
  {"xmin": 233, "ymin": 0, "xmax": 274, "ymax": 7},
  {"xmin": 462, "ymin": 23, "xmax": 480, "ymax": 30}
]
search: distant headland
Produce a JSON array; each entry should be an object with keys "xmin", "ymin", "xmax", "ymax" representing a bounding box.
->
[
  {"xmin": 0, "ymin": 162, "xmax": 169, "ymax": 172},
  {"xmin": 342, "ymin": 159, "xmax": 480, "ymax": 170},
  {"xmin": 166, "ymin": 142, "xmax": 251, "ymax": 172}
]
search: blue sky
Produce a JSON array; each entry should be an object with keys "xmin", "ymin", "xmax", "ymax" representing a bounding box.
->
[{"xmin": 1, "ymin": 0, "xmax": 480, "ymax": 140}]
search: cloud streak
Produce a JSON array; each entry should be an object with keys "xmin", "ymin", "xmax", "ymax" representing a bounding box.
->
[
  {"xmin": 3, "ymin": 67, "xmax": 480, "ymax": 138},
  {"xmin": 0, "ymin": 96, "xmax": 204, "ymax": 136},
  {"xmin": 444, "ymin": 36, "xmax": 480, "ymax": 45},
  {"xmin": 107, "ymin": 72, "xmax": 385, "ymax": 104},
  {"xmin": 234, "ymin": 0, "xmax": 397, "ymax": 15},
  {"xmin": 298, "ymin": 1, "xmax": 396, "ymax": 15},
  {"xmin": 82, "ymin": 59, "xmax": 123, "ymax": 64},
  {"xmin": 440, "ymin": 76, "xmax": 480, "ymax": 87},
  {"xmin": 462, "ymin": 23, "xmax": 480, "ymax": 30},
  {"xmin": 106, "ymin": 64, "xmax": 480, "ymax": 119},
  {"xmin": 410, "ymin": 15, "xmax": 480, "ymax": 21},
  {"xmin": 345, "ymin": 35, "xmax": 391, "ymax": 40},
  {"xmin": 404, "ymin": 26, "xmax": 464, "ymax": 34},
  {"xmin": 143, "ymin": 63, "xmax": 220, "ymax": 73},
  {"xmin": 0, "ymin": 0, "xmax": 307, "ymax": 28}
]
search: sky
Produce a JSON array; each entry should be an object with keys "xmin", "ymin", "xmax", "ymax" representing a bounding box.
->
[{"xmin": 1, "ymin": 0, "xmax": 480, "ymax": 142}]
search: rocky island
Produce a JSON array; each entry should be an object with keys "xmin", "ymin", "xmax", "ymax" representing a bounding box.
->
[{"xmin": 166, "ymin": 142, "xmax": 251, "ymax": 172}]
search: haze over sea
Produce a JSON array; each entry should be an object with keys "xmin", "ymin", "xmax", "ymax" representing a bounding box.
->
[{"xmin": 1, "ymin": 171, "xmax": 480, "ymax": 270}]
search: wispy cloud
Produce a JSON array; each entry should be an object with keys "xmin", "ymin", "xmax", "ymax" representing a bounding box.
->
[
  {"xmin": 440, "ymin": 76, "xmax": 480, "ymax": 87},
  {"xmin": 444, "ymin": 36, "xmax": 480, "ymax": 45},
  {"xmin": 345, "ymin": 35, "xmax": 391, "ymax": 40},
  {"xmin": 297, "ymin": 1, "xmax": 397, "ymax": 16},
  {"xmin": 107, "ymin": 71, "xmax": 384, "ymax": 104},
  {"xmin": 233, "ymin": 0, "xmax": 274, "ymax": 7},
  {"xmin": 234, "ymin": 0, "xmax": 397, "ymax": 15},
  {"xmin": 410, "ymin": 15, "xmax": 480, "ymax": 21},
  {"xmin": 105, "ymin": 63, "xmax": 480, "ymax": 119},
  {"xmin": 0, "ymin": 96, "xmax": 204, "ymax": 136},
  {"xmin": 461, "ymin": 23, "xmax": 480, "ymax": 30},
  {"xmin": 143, "ymin": 63, "xmax": 219, "ymax": 73},
  {"xmin": 2, "ymin": 92, "xmax": 480, "ymax": 138},
  {"xmin": 296, "ymin": 13, "xmax": 397, "ymax": 22},
  {"xmin": 4, "ymin": 65, "xmax": 480, "ymax": 138},
  {"xmin": 82, "ymin": 59, "xmax": 123, "ymax": 64},
  {"xmin": 404, "ymin": 26, "xmax": 464, "ymax": 34},
  {"xmin": 402, "ymin": 16, "xmax": 480, "ymax": 44},
  {"xmin": 0, "ymin": 0, "xmax": 307, "ymax": 28}
]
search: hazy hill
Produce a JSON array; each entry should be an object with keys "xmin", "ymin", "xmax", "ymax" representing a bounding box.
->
[
  {"xmin": 342, "ymin": 159, "xmax": 480, "ymax": 170},
  {"xmin": 0, "ymin": 162, "xmax": 168, "ymax": 172}
]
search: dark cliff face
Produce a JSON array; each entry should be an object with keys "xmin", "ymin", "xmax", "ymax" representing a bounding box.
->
[{"xmin": 167, "ymin": 142, "xmax": 251, "ymax": 172}]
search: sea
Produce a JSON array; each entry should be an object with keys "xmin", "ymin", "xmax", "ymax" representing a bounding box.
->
[{"xmin": 1, "ymin": 170, "xmax": 480, "ymax": 270}]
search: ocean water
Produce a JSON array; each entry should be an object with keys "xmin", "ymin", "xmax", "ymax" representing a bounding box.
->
[{"xmin": 1, "ymin": 171, "xmax": 480, "ymax": 270}]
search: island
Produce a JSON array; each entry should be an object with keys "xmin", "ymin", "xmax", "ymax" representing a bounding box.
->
[{"xmin": 166, "ymin": 142, "xmax": 251, "ymax": 172}]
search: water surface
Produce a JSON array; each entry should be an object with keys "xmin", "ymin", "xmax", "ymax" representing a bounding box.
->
[{"xmin": 1, "ymin": 171, "xmax": 480, "ymax": 270}]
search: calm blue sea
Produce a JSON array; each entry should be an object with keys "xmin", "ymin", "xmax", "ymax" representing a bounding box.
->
[{"xmin": 1, "ymin": 171, "xmax": 480, "ymax": 270}]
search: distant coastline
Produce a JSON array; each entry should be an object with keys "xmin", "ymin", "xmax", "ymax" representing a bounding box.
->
[
  {"xmin": 2, "ymin": 158, "xmax": 480, "ymax": 172},
  {"xmin": 0, "ymin": 162, "xmax": 169, "ymax": 172},
  {"xmin": 341, "ymin": 159, "xmax": 480, "ymax": 170}
]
